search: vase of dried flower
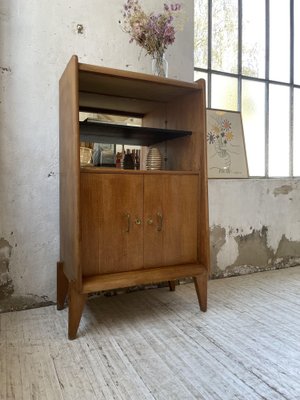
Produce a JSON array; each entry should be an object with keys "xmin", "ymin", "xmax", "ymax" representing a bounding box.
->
[{"xmin": 151, "ymin": 53, "xmax": 168, "ymax": 78}]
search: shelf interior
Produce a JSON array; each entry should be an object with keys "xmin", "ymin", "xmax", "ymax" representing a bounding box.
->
[
  {"xmin": 78, "ymin": 65, "xmax": 201, "ymax": 115},
  {"xmin": 79, "ymin": 120, "xmax": 192, "ymax": 146}
]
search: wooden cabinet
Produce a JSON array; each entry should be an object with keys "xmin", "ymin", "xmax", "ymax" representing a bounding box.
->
[
  {"xmin": 80, "ymin": 172, "xmax": 144, "ymax": 275},
  {"xmin": 57, "ymin": 55, "xmax": 210, "ymax": 339},
  {"xmin": 80, "ymin": 170, "xmax": 198, "ymax": 275},
  {"xmin": 143, "ymin": 173, "xmax": 198, "ymax": 268}
]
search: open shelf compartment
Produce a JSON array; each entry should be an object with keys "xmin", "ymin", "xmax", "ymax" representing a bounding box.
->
[{"xmin": 79, "ymin": 119, "xmax": 192, "ymax": 146}]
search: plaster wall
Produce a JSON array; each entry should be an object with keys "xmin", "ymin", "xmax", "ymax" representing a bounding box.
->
[
  {"xmin": 0, "ymin": 1, "xmax": 299, "ymax": 312},
  {"xmin": 0, "ymin": 0, "xmax": 193, "ymax": 311},
  {"xmin": 209, "ymin": 179, "xmax": 300, "ymax": 278}
]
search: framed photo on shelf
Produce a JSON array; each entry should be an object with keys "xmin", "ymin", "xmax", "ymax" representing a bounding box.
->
[
  {"xmin": 206, "ymin": 109, "xmax": 249, "ymax": 178},
  {"xmin": 92, "ymin": 143, "xmax": 116, "ymax": 166}
]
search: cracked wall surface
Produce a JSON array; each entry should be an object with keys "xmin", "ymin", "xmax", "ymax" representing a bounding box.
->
[
  {"xmin": 209, "ymin": 179, "xmax": 300, "ymax": 278},
  {"xmin": 0, "ymin": 238, "xmax": 13, "ymax": 298},
  {"xmin": 0, "ymin": 236, "xmax": 54, "ymax": 312}
]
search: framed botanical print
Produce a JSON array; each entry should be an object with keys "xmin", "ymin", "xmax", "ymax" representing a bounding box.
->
[{"xmin": 206, "ymin": 109, "xmax": 249, "ymax": 178}]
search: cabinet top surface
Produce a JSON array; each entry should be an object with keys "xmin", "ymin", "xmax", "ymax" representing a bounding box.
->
[
  {"xmin": 78, "ymin": 61, "xmax": 199, "ymax": 86},
  {"xmin": 77, "ymin": 59, "xmax": 203, "ymax": 103}
]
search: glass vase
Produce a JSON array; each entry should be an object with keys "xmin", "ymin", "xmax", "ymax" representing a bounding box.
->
[{"xmin": 151, "ymin": 53, "xmax": 168, "ymax": 78}]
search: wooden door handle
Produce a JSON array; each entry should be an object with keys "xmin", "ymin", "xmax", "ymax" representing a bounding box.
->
[
  {"xmin": 157, "ymin": 212, "xmax": 163, "ymax": 231},
  {"xmin": 124, "ymin": 213, "xmax": 130, "ymax": 233}
]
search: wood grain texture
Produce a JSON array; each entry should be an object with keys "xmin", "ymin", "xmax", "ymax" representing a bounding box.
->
[
  {"xmin": 68, "ymin": 282, "xmax": 87, "ymax": 340},
  {"xmin": 143, "ymin": 174, "xmax": 198, "ymax": 268},
  {"xmin": 56, "ymin": 262, "xmax": 69, "ymax": 310},
  {"xmin": 80, "ymin": 168, "xmax": 198, "ymax": 175},
  {"xmin": 80, "ymin": 172, "xmax": 144, "ymax": 276},
  {"xmin": 141, "ymin": 78, "xmax": 210, "ymax": 276},
  {"xmin": 59, "ymin": 55, "xmax": 81, "ymax": 287},
  {"xmin": 2, "ymin": 266, "xmax": 300, "ymax": 399},
  {"xmin": 193, "ymin": 272, "xmax": 208, "ymax": 311},
  {"xmin": 78, "ymin": 63, "xmax": 199, "ymax": 115},
  {"xmin": 80, "ymin": 171, "xmax": 199, "ymax": 273},
  {"xmin": 82, "ymin": 264, "xmax": 206, "ymax": 294},
  {"xmin": 195, "ymin": 79, "xmax": 210, "ymax": 273}
]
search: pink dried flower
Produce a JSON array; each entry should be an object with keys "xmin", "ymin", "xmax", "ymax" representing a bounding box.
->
[{"xmin": 120, "ymin": 0, "xmax": 185, "ymax": 58}]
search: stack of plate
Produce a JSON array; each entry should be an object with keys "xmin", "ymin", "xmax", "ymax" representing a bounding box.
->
[{"xmin": 146, "ymin": 147, "xmax": 162, "ymax": 170}]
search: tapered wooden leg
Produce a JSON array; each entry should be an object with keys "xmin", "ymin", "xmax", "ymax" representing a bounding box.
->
[
  {"xmin": 57, "ymin": 262, "xmax": 69, "ymax": 310},
  {"xmin": 168, "ymin": 280, "xmax": 176, "ymax": 291},
  {"xmin": 193, "ymin": 271, "xmax": 207, "ymax": 312},
  {"xmin": 68, "ymin": 282, "xmax": 87, "ymax": 340}
]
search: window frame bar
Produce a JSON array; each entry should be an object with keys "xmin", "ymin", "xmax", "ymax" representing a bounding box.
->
[{"xmin": 194, "ymin": 0, "xmax": 299, "ymax": 177}]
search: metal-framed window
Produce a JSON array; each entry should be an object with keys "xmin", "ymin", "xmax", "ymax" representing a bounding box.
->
[{"xmin": 194, "ymin": 0, "xmax": 300, "ymax": 177}]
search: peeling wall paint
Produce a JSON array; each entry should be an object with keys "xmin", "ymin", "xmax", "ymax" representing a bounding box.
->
[
  {"xmin": 273, "ymin": 185, "xmax": 293, "ymax": 197},
  {"xmin": 276, "ymin": 235, "xmax": 300, "ymax": 258},
  {"xmin": 234, "ymin": 226, "xmax": 273, "ymax": 267},
  {"xmin": 210, "ymin": 225, "xmax": 226, "ymax": 270},
  {"xmin": 209, "ymin": 179, "xmax": 300, "ymax": 278},
  {"xmin": 0, "ymin": 66, "xmax": 12, "ymax": 74},
  {"xmin": 0, "ymin": 236, "xmax": 54, "ymax": 312},
  {"xmin": 0, "ymin": 238, "xmax": 13, "ymax": 298}
]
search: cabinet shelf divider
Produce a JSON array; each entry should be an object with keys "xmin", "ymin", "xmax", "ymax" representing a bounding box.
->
[{"xmin": 79, "ymin": 120, "xmax": 192, "ymax": 146}]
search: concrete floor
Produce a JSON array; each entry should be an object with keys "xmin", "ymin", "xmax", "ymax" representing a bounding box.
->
[{"xmin": 1, "ymin": 266, "xmax": 300, "ymax": 399}]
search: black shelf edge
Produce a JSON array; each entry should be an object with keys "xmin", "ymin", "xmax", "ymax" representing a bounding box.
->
[{"xmin": 79, "ymin": 120, "xmax": 192, "ymax": 146}]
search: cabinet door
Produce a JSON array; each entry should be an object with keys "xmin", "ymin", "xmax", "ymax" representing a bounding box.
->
[
  {"xmin": 143, "ymin": 174, "xmax": 198, "ymax": 268},
  {"xmin": 80, "ymin": 173, "xmax": 144, "ymax": 276}
]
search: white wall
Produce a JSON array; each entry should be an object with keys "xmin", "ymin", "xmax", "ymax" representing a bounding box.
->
[
  {"xmin": 1, "ymin": 1, "xmax": 299, "ymax": 311},
  {"xmin": 0, "ymin": 0, "xmax": 194, "ymax": 310}
]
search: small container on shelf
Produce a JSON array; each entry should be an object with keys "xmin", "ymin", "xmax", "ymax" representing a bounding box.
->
[
  {"xmin": 80, "ymin": 146, "xmax": 93, "ymax": 166},
  {"xmin": 146, "ymin": 147, "xmax": 162, "ymax": 170}
]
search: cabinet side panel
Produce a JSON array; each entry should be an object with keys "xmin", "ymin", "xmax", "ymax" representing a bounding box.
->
[
  {"xmin": 198, "ymin": 172, "xmax": 210, "ymax": 273},
  {"xmin": 196, "ymin": 81, "xmax": 210, "ymax": 273},
  {"xmin": 59, "ymin": 56, "xmax": 81, "ymax": 285},
  {"xmin": 166, "ymin": 81, "xmax": 210, "ymax": 273}
]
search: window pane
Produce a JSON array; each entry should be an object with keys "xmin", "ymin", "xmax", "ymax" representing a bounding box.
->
[
  {"xmin": 269, "ymin": 0, "xmax": 290, "ymax": 82},
  {"xmin": 194, "ymin": 0, "xmax": 208, "ymax": 68},
  {"xmin": 241, "ymin": 80, "xmax": 265, "ymax": 176},
  {"xmin": 294, "ymin": 0, "xmax": 300, "ymax": 84},
  {"xmin": 211, "ymin": 74, "xmax": 238, "ymax": 111},
  {"xmin": 194, "ymin": 70, "xmax": 207, "ymax": 82},
  {"xmin": 242, "ymin": 0, "xmax": 265, "ymax": 78},
  {"xmin": 269, "ymin": 84, "xmax": 290, "ymax": 176},
  {"xmin": 211, "ymin": 0, "xmax": 238, "ymax": 73},
  {"xmin": 294, "ymin": 89, "xmax": 300, "ymax": 175}
]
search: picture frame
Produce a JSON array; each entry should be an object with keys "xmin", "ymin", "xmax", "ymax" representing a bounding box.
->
[
  {"xmin": 92, "ymin": 143, "xmax": 116, "ymax": 166},
  {"xmin": 206, "ymin": 108, "xmax": 249, "ymax": 178}
]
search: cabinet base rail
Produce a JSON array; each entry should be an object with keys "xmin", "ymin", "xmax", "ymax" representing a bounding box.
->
[{"xmin": 57, "ymin": 262, "xmax": 207, "ymax": 340}]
